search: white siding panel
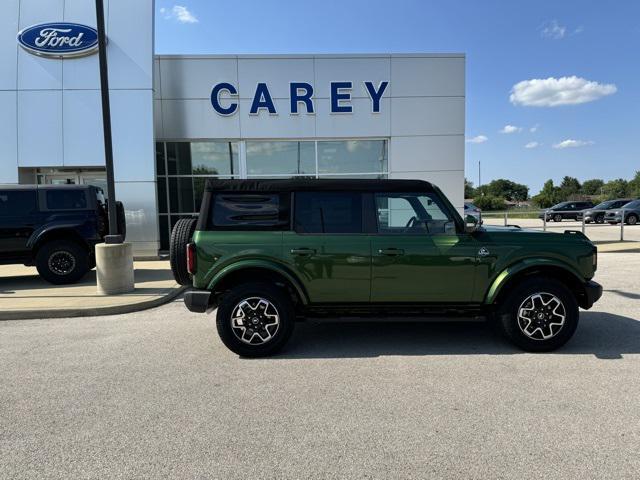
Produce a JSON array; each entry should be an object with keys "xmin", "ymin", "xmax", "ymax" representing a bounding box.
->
[
  {"xmin": 153, "ymin": 98, "xmax": 163, "ymax": 139},
  {"xmin": 391, "ymin": 97, "xmax": 464, "ymax": 136},
  {"xmin": 63, "ymin": 90, "xmax": 104, "ymax": 166},
  {"xmin": 316, "ymin": 98, "xmax": 390, "ymax": 138},
  {"xmin": 159, "ymin": 58, "xmax": 237, "ymax": 100},
  {"xmin": 239, "ymin": 99, "xmax": 316, "ymax": 138},
  {"xmin": 238, "ymin": 58, "xmax": 314, "ymax": 99},
  {"xmin": 17, "ymin": 90, "xmax": 63, "ymax": 166},
  {"xmin": 0, "ymin": 91, "xmax": 18, "ymax": 182},
  {"xmin": 61, "ymin": 0, "xmax": 100, "ymax": 90},
  {"xmin": 314, "ymin": 57, "xmax": 390, "ymax": 99},
  {"xmin": 391, "ymin": 57, "xmax": 465, "ymax": 97},
  {"xmin": 162, "ymin": 99, "xmax": 241, "ymax": 140},
  {"xmin": 390, "ymin": 135, "xmax": 464, "ymax": 173},
  {"xmin": 0, "ymin": 0, "xmax": 19, "ymax": 90}
]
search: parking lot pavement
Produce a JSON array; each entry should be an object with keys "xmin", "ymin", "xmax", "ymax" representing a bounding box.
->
[
  {"xmin": 1, "ymin": 253, "xmax": 639, "ymax": 479},
  {"xmin": 482, "ymin": 217, "xmax": 640, "ymax": 243}
]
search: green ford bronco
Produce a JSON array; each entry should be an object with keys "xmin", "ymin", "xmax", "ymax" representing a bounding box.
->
[{"xmin": 170, "ymin": 178, "xmax": 602, "ymax": 357}]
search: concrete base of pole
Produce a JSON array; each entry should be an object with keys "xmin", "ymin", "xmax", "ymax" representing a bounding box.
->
[{"xmin": 95, "ymin": 242, "xmax": 134, "ymax": 295}]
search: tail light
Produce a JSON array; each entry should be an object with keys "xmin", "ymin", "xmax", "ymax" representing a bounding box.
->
[{"xmin": 186, "ymin": 243, "xmax": 196, "ymax": 275}]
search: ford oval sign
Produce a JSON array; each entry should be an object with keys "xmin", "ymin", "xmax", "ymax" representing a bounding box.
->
[{"xmin": 17, "ymin": 22, "xmax": 99, "ymax": 58}]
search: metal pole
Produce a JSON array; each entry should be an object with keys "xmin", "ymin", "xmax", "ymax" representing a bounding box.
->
[
  {"xmin": 620, "ymin": 209, "xmax": 625, "ymax": 241},
  {"xmin": 543, "ymin": 211, "xmax": 547, "ymax": 232},
  {"xmin": 95, "ymin": 0, "xmax": 121, "ymax": 244},
  {"xmin": 581, "ymin": 213, "xmax": 585, "ymax": 235},
  {"xmin": 504, "ymin": 211, "xmax": 507, "ymax": 226},
  {"xmin": 478, "ymin": 161, "xmax": 481, "ymax": 188}
]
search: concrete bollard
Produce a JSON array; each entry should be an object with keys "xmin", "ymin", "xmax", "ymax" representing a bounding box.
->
[{"xmin": 95, "ymin": 242, "xmax": 134, "ymax": 295}]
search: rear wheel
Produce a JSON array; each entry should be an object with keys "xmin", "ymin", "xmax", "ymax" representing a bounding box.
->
[
  {"xmin": 216, "ymin": 282, "xmax": 295, "ymax": 357},
  {"xmin": 595, "ymin": 214, "xmax": 605, "ymax": 224},
  {"xmin": 169, "ymin": 218, "xmax": 197, "ymax": 286},
  {"xmin": 496, "ymin": 277, "xmax": 579, "ymax": 352},
  {"xmin": 626, "ymin": 214, "xmax": 638, "ymax": 225},
  {"xmin": 553, "ymin": 214, "xmax": 563, "ymax": 222},
  {"xmin": 35, "ymin": 240, "xmax": 89, "ymax": 285}
]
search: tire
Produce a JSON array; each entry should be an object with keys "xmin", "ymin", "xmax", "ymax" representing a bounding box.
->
[
  {"xmin": 553, "ymin": 214, "xmax": 563, "ymax": 222},
  {"xmin": 595, "ymin": 214, "xmax": 605, "ymax": 224},
  {"xmin": 216, "ymin": 282, "xmax": 295, "ymax": 357},
  {"xmin": 169, "ymin": 218, "xmax": 197, "ymax": 286},
  {"xmin": 35, "ymin": 240, "xmax": 90, "ymax": 285},
  {"xmin": 496, "ymin": 277, "xmax": 579, "ymax": 352},
  {"xmin": 626, "ymin": 214, "xmax": 638, "ymax": 226},
  {"xmin": 115, "ymin": 201, "xmax": 126, "ymax": 240}
]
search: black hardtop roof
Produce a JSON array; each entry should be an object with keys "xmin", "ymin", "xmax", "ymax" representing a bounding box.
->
[
  {"xmin": 204, "ymin": 178, "xmax": 435, "ymax": 193},
  {"xmin": 0, "ymin": 184, "xmax": 97, "ymax": 190}
]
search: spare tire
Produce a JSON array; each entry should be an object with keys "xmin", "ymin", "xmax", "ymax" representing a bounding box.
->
[
  {"xmin": 115, "ymin": 201, "xmax": 126, "ymax": 240},
  {"xmin": 170, "ymin": 218, "xmax": 197, "ymax": 286}
]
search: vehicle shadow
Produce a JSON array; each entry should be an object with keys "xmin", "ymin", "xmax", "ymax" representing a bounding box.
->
[{"xmin": 274, "ymin": 312, "xmax": 640, "ymax": 360}]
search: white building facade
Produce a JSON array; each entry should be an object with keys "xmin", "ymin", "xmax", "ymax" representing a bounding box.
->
[{"xmin": 1, "ymin": 1, "xmax": 465, "ymax": 255}]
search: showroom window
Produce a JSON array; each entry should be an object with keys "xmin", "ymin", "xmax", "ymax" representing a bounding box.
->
[{"xmin": 156, "ymin": 139, "xmax": 388, "ymax": 249}]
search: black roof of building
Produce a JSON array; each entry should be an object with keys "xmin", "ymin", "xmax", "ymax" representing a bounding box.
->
[{"xmin": 204, "ymin": 178, "xmax": 435, "ymax": 193}]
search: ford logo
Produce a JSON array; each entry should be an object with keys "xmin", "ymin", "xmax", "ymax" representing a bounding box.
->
[{"xmin": 17, "ymin": 22, "xmax": 99, "ymax": 58}]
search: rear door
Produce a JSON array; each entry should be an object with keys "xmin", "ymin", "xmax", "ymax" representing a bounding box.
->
[
  {"xmin": 370, "ymin": 192, "xmax": 478, "ymax": 303},
  {"xmin": 0, "ymin": 190, "xmax": 39, "ymax": 257},
  {"xmin": 282, "ymin": 191, "xmax": 371, "ymax": 303}
]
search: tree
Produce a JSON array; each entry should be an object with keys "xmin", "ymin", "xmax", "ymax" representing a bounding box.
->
[
  {"xmin": 473, "ymin": 194, "xmax": 506, "ymax": 211},
  {"xmin": 477, "ymin": 179, "xmax": 529, "ymax": 202},
  {"xmin": 464, "ymin": 178, "xmax": 476, "ymax": 199},
  {"xmin": 628, "ymin": 171, "xmax": 640, "ymax": 198},
  {"xmin": 581, "ymin": 179, "xmax": 604, "ymax": 196},
  {"xmin": 532, "ymin": 179, "xmax": 563, "ymax": 208},
  {"xmin": 601, "ymin": 178, "xmax": 629, "ymax": 199},
  {"xmin": 559, "ymin": 176, "xmax": 581, "ymax": 197}
]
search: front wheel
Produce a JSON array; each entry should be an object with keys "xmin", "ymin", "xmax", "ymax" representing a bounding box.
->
[
  {"xmin": 626, "ymin": 214, "xmax": 638, "ymax": 225},
  {"xmin": 35, "ymin": 240, "xmax": 89, "ymax": 285},
  {"xmin": 496, "ymin": 277, "xmax": 579, "ymax": 352},
  {"xmin": 216, "ymin": 282, "xmax": 295, "ymax": 357},
  {"xmin": 595, "ymin": 214, "xmax": 605, "ymax": 224},
  {"xmin": 553, "ymin": 214, "xmax": 563, "ymax": 222}
]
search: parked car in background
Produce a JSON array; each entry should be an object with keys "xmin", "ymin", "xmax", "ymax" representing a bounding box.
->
[
  {"xmin": 578, "ymin": 199, "xmax": 633, "ymax": 224},
  {"xmin": 0, "ymin": 185, "xmax": 125, "ymax": 284},
  {"xmin": 464, "ymin": 202, "xmax": 482, "ymax": 222},
  {"xmin": 539, "ymin": 201, "xmax": 594, "ymax": 222},
  {"xmin": 605, "ymin": 199, "xmax": 640, "ymax": 225},
  {"xmin": 170, "ymin": 178, "xmax": 601, "ymax": 357}
]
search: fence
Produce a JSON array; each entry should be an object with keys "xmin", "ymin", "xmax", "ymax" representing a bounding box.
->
[{"xmin": 479, "ymin": 209, "xmax": 638, "ymax": 243}]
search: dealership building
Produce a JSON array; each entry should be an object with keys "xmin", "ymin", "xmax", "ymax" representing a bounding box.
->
[{"xmin": 1, "ymin": 0, "xmax": 465, "ymax": 256}]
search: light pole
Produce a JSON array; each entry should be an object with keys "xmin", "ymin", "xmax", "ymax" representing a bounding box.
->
[{"xmin": 95, "ymin": 0, "xmax": 120, "ymax": 243}]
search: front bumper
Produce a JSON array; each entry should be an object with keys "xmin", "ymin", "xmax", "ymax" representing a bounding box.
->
[
  {"xmin": 184, "ymin": 288, "xmax": 212, "ymax": 313},
  {"xmin": 580, "ymin": 280, "xmax": 603, "ymax": 310}
]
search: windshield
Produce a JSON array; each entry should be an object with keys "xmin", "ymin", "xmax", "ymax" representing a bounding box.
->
[
  {"xmin": 549, "ymin": 202, "xmax": 569, "ymax": 209},
  {"xmin": 593, "ymin": 201, "xmax": 614, "ymax": 210},
  {"xmin": 622, "ymin": 200, "xmax": 640, "ymax": 209}
]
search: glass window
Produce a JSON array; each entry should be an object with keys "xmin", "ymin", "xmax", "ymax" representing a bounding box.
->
[
  {"xmin": 168, "ymin": 177, "xmax": 195, "ymax": 213},
  {"xmin": 212, "ymin": 194, "xmax": 287, "ymax": 228},
  {"xmin": 246, "ymin": 141, "xmax": 315, "ymax": 176},
  {"xmin": 317, "ymin": 140, "xmax": 387, "ymax": 175},
  {"xmin": 155, "ymin": 142, "xmax": 166, "ymax": 176},
  {"xmin": 191, "ymin": 142, "xmax": 239, "ymax": 175},
  {"xmin": 0, "ymin": 190, "xmax": 37, "ymax": 216},
  {"xmin": 375, "ymin": 193, "xmax": 454, "ymax": 235},
  {"xmin": 294, "ymin": 192, "xmax": 363, "ymax": 234},
  {"xmin": 166, "ymin": 142, "xmax": 192, "ymax": 175},
  {"xmin": 46, "ymin": 190, "xmax": 87, "ymax": 210},
  {"xmin": 157, "ymin": 178, "xmax": 168, "ymax": 214}
]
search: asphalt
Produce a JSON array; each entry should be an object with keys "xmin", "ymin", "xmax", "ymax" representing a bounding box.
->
[{"xmin": 1, "ymin": 253, "xmax": 639, "ymax": 479}]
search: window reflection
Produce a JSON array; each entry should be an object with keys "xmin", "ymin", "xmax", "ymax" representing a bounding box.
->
[
  {"xmin": 246, "ymin": 141, "xmax": 315, "ymax": 176},
  {"xmin": 318, "ymin": 140, "xmax": 387, "ymax": 174}
]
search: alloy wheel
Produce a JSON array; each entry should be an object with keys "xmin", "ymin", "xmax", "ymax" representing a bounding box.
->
[
  {"xmin": 517, "ymin": 292, "xmax": 566, "ymax": 340},
  {"xmin": 230, "ymin": 297, "xmax": 280, "ymax": 345},
  {"xmin": 48, "ymin": 251, "xmax": 76, "ymax": 276}
]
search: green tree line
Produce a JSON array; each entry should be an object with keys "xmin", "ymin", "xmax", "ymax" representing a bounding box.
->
[{"xmin": 466, "ymin": 171, "xmax": 640, "ymax": 210}]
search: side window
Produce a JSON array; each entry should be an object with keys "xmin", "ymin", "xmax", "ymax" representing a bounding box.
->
[
  {"xmin": 0, "ymin": 191, "xmax": 37, "ymax": 217},
  {"xmin": 46, "ymin": 190, "xmax": 88, "ymax": 210},
  {"xmin": 294, "ymin": 192, "xmax": 363, "ymax": 234},
  {"xmin": 211, "ymin": 193, "xmax": 289, "ymax": 229},
  {"xmin": 375, "ymin": 192, "xmax": 455, "ymax": 235}
]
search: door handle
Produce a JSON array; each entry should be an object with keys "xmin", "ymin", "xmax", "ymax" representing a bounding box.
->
[
  {"xmin": 378, "ymin": 248, "xmax": 404, "ymax": 256},
  {"xmin": 290, "ymin": 248, "xmax": 316, "ymax": 256}
]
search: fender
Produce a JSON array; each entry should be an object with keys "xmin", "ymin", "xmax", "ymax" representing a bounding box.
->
[
  {"xmin": 27, "ymin": 222, "xmax": 91, "ymax": 250},
  {"xmin": 484, "ymin": 257, "xmax": 585, "ymax": 305},
  {"xmin": 207, "ymin": 259, "xmax": 310, "ymax": 305}
]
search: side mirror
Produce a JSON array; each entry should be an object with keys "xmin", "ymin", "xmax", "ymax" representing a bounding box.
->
[{"xmin": 464, "ymin": 214, "xmax": 479, "ymax": 233}]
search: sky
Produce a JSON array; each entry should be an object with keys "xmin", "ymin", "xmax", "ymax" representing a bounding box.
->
[{"xmin": 154, "ymin": 0, "xmax": 640, "ymax": 195}]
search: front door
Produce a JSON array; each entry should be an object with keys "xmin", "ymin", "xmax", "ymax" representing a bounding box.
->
[
  {"xmin": 282, "ymin": 191, "xmax": 371, "ymax": 303},
  {"xmin": 0, "ymin": 190, "xmax": 39, "ymax": 258},
  {"xmin": 370, "ymin": 192, "xmax": 478, "ymax": 303}
]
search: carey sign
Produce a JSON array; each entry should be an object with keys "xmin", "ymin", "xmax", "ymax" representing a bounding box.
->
[
  {"xmin": 17, "ymin": 22, "xmax": 99, "ymax": 58},
  {"xmin": 211, "ymin": 81, "xmax": 390, "ymax": 116}
]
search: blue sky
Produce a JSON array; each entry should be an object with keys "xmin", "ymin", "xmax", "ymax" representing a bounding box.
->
[{"xmin": 155, "ymin": 0, "xmax": 640, "ymax": 194}]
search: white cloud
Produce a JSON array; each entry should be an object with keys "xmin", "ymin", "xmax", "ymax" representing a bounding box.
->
[
  {"xmin": 161, "ymin": 5, "xmax": 198, "ymax": 23},
  {"xmin": 553, "ymin": 139, "xmax": 594, "ymax": 149},
  {"xmin": 510, "ymin": 76, "xmax": 617, "ymax": 107},
  {"xmin": 524, "ymin": 141, "xmax": 540, "ymax": 149},
  {"xmin": 466, "ymin": 135, "xmax": 488, "ymax": 144},
  {"xmin": 500, "ymin": 124, "xmax": 522, "ymax": 134},
  {"xmin": 530, "ymin": 124, "xmax": 539, "ymax": 133},
  {"xmin": 540, "ymin": 20, "xmax": 566, "ymax": 39}
]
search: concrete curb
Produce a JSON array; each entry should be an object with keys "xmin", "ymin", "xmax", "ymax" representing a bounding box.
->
[{"xmin": 0, "ymin": 286, "xmax": 187, "ymax": 321}]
